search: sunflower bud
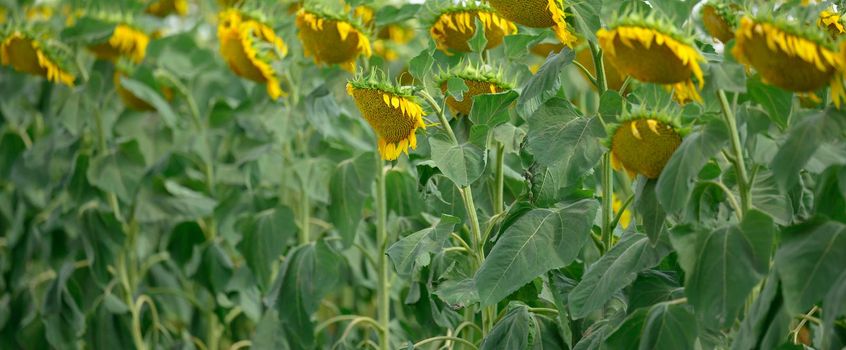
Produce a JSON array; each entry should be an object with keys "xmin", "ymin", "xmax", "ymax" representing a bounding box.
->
[
  {"xmin": 597, "ymin": 14, "xmax": 704, "ymax": 103},
  {"xmin": 347, "ymin": 74, "xmax": 426, "ymax": 161},
  {"xmin": 429, "ymin": 5, "xmax": 516, "ymax": 54},
  {"xmin": 1, "ymin": 31, "xmax": 75, "ymax": 86},
  {"xmin": 732, "ymin": 16, "xmax": 845, "ymax": 105},
  {"xmin": 487, "ymin": 0, "xmax": 577, "ymax": 47},
  {"xmin": 218, "ymin": 8, "xmax": 287, "ymax": 99},
  {"xmin": 610, "ymin": 115, "xmax": 683, "ymax": 179}
]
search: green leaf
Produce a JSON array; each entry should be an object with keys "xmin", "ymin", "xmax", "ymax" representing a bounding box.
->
[
  {"xmin": 771, "ymin": 108, "xmax": 846, "ymax": 190},
  {"xmin": 328, "ymin": 152, "xmax": 377, "ymax": 246},
  {"xmin": 118, "ymin": 77, "xmax": 179, "ymax": 128},
  {"xmin": 374, "ymin": 4, "xmax": 421, "ymax": 26},
  {"xmin": 684, "ymin": 210, "xmax": 775, "ymax": 328},
  {"xmin": 570, "ymin": 0, "xmax": 602, "ymax": 42},
  {"xmin": 87, "ymin": 140, "xmax": 147, "ymax": 202},
  {"xmin": 517, "ymin": 48, "xmax": 574, "ymax": 118},
  {"xmin": 468, "ymin": 18, "xmax": 488, "ymax": 53},
  {"xmin": 469, "ymin": 90, "xmax": 519, "ymax": 127},
  {"xmin": 635, "ymin": 179, "xmax": 666, "ymax": 243},
  {"xmin": 603, "ymin": 308, "xmax": 649, "ymax": 349},
  {"xmin": 410, "ymin": 47, "xmax": 435, "ymax": 82},
  {"xmin": 709, "ymin": 60, "xmax": 747, "ymax": 93},
  {"xmin": 269, "ymin": 240, "xmax": 343, "ymax": 350},
  {"xmin": 385, "ymin": 169, "xmax": 424, "ymax": 217},
  {"xmin": 481, "ymin": 303, "xmax": 532, "ymax": 350},
  {"xmin": 748, "ymin": 76, "xmax": 792, "ymax": 130},
  {"xmin": 433, "ymin": 278, "xmax": 479, "ymax": 309},
  {"xmin": 253, "ymin": 310, "xmax": 289, "ymax": 350},
  {"xmin": 162, "ymin": 180, "xmax": 218, "ymax": 219},
  {"xmin": 429, "ymin": 132, "xmax": 486, "ymax": 187},
  {"xmin": 476, "ymin": 199, "xmax": 599, "ymax": 307},
  {"xmin": 599, "ymin": 90, "xmax": 623, "ymax": 124},
  {"xmin": 505, "ymin": 34, "xmax": 546, "ymax": 60},
  {"xmin": 656, "ymin": 120, "xmax": 729, "ymax": 214},
  {"xmin": 569, "ymin": 233, "xmax": 673, "ymax": 319},
  {"xmin": 639, "ymin": 303, "xmax": 698, "ymax": 349},
  {"xmin": 237, "ymin": 206, "xmax": 296, "ymax": 291},
  {"xmin": 61, "ymin": 17, "xmax": 115, "ymax": 43},
  {"xmin": 774, "ymin": 217, "xmax": 846, "ymax": 315},
  {"xmin": 445, "ymin": 77, "xmax": 469, "ymax": 101},
  {"xmin": 387, "ymin": 215, "xmax": 460, "ymax": 279},
  {"xmin": 731, "ymin": 272, "xmax": 791, "ymax": 350},
  {"xmin": 527, "ymin": 98, "xmax": 605, "ymax": 177},
  {"xmin": 822, "ymin": 270, "xmax": 846, "ymax": 349}
]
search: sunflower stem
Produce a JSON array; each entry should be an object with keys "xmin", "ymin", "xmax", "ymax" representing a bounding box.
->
[
  {"xmin": 717, "ymin": 89, "xmax": 750, "ymax": 216},
  {"xmin": 493, "ymin": 142, "xmax": 505, "ymax": 216},
  {"xmin": 375, "ymin": 156, "xmax": 391, "ymax": 350},
  {"xmin": 588, "ymin": 41, "xmax": 608, "ymax": 94},
  {"xmin": 299, "ymin": 186, "xmax": 310, "ymax": 245},
  {"xmin": 590, "ymin": 40, "xmax": 614, "ymax": 252}
]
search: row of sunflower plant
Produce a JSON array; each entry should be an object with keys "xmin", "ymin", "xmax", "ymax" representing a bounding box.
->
[{"xmin": 0, "ymin": 0, "xmax": 845, "ymax": 349}]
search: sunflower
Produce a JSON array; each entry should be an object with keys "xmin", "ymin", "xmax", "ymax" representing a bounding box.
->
[
  {"xmin": 347, "ymin": 74, "xmax": 426, "ymax": 161},
  {"xmin": 487, "ymin": 0, "xmax": 577, "ymax": 47},
  {"xmin": 1, "ymin": 31, "xmax": 75, "ymax": 86},
  {"xmin": 218, "ymin": 8, "xmax": 287, "ymax": 99},
  {"xmin": 114, "ymin": 69, "xmax": 173, "ymax": 111},
  {"xmin": 610, "ymin": 114, "xmax": 683, "ymax": 179},
  {"xmin": 598, "ymin": 15, "xmax": 704, "ymax": 103},
  {"xmin": 612, "ymin": 194, "xmax": 632, "ymax": 229},
  {"xmin": 437, "ymin": 65, "xmax": 511, "ymax": 116},
  {"xmin": 88, "ymin": 24, "xmax": 150, "ymax": 64},
  {"xmin": 701, "ymin": 2, "xmax": 738, "ymax": 43},
  {"xmin": 733, "ymin": 16, "xmax": 845, "ymax": 105},
  {"xmin": 146, "ymin": 0, "xmax": 189, "ymax": 17},
  {"xmin": 296, "ymin": 8, "xmax": 372, "ymax": 72},
  {"xmin": 429, "ymin": 5, "xmax": 517, "ymax": 54},
  {"xmin": 819, "ymin": 10, "xmax": 845, "ymax": 38}
]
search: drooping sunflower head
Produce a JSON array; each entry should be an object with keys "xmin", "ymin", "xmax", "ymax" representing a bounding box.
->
[
  {"xmin": 218, "ymin": 8, "xmax": 287, "ymax": 99},
  {"xmin": 609, "ymin": 113, "xmax": 684, "ymax": 179},
  {"xmin": 436, "ymin": 63, "xmax": 512, "ymax": 116},
  {"xmin": 1, "ymin": 30, "xmax": 75, "ymax": 86},
  {"xmin": 88, "ymin": 22, "xmax": 150, "ymax": 64},
  {"xmin": 487, "ymin": 0, "xmax": 577, "ymax": 46},
  {"xmin": 701, "ymin": 1, "xmax": 740, "ymax": 43},
  {"xmin": 145, "ymin": 0, "xmax": 189, "ymax": 17},
  {"xmin": 818, "ymin": 9, "xmax": 845, "ymax": 38},
  {"xmin": 347, "ymin": 70, "xmax": 426, "ymax": 161},
  {"xmin": 296, "ymin": 7, "xmax": 371, "ymax": 72},
  {"xmin": 598, "ymin": 13, "xmax": 704, "ymax": 103},
  {"xmin": 428, "ymin": 2, "xmax": 517, "ymax": 54},
  {"xmin": 732, "ymin": 16, "xmax": 844, "ymax": 104}
]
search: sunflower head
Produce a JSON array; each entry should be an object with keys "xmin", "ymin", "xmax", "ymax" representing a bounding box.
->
[
  {"xmin": 436, "ymin": 63, "xmax": 512, "ymax": 116},
  {"xmin": 218, "ymin": 8, "xmax": 287, "ymax": 99},
  {"xmin": 347, "ymin": 70, "xmax": 426, "ymax": 161},
  {"xmin": 428, "ymin": 3, "xmax": 517, "ymax": 54},
  {"xmin": 598, "ymin": 13, "xmax": 704, "ymax": 103},
  {"xmin": 701, "ymin": 1, "xmax": 739, "ymax": 43},
  {"xmin": 609, "ymin": 113, "xmax": 684, "ymax": 179},
  {"xmin": 818, "ymin": 10, "xmax": 845, "ymax": 39},
  {"xmin": 114, "ymin": 65, "xmax": 173, "ymax": 111},
  {"xmin": 296, "ymin": 7, "xmax": 371, "ymax": 72},
  {"xmin": 88, "ymin": 23, "xmax": 150, "ymax": 63},
  {"xmin": 487, "ymin": 0, "xmax": 577, "ymax": 46},
  {"xmin": 145, "ymin": 0, "xmax": 189, "ymax": 17},
  {"xmin": 1, "ymin": 30, "xmax": 75, "ymax": 86},
  {"xmin": 732, "ymin": 16, "xmax": 843, "ymax": 104}
]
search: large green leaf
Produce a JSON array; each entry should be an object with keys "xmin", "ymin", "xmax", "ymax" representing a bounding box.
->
[
  {"xmin": 480, "ymin": 303, "xmax": 532, "ymax": 350},
  {"xmin": 771, "ymin": 108, "xmax": 846, "ymax": 190},
  {"xmin": 569, "ymin": 233, "xmax": 673, "ymax": 319},
  {"xmin": 635, "ymin": 179, "xmax": 666, "ymax": 243},
  {"xmin": 469, "ymin": 90, "xmax": 519, "ymax": 126},
  {"xmin": 731, "ymin": 273, "xmax": 791, "ymax": 350},
  {"xmin": 656, "ymin": 120, "xmax": 729, "ymax": 214},
  {"xmin": 774, "ymin": 217, "xmax": 846, "ymax": 315},
  {"xmin": 86, "ymin": 140, "xmax": 147, "ymax": 202},
  {"xmin": 386, "ymin": 215, "xmax": 460, "ymax": 279},
  {"xmin": 237, "ymin": 206, "xmax": 297, "ymax": 291},
  {"xmin": 517, "ymin": 49, "xmax": 574, "ymax": 118},
  {"xmin": 748, "ymin": 76, "xmax": 792, "ymax": 130},
  {"xmin": 527, "ymin": 98, "xmax": 605, "ymax": 178},
  {"xmin": 639, "ymin": 303, "xmax": 698, "ymax": 349},
  {"xmin": 822, "ymin": 270, "xmax": 846, "ymax": 349},
  {"xmin": 118, "ymin": 77, "xmax": 179, "ymax": 128},
  {"xmin": 684, "ymin": 210, "xmax": 775, "ymax": 328},
  {"xmin": 429, "ymin": 132, "xmax": 486, "ymax": 187},
  {"xmin": 476, "ymin": 199, "xmax": 598, "ymax": 307},
  {"xmin": 328, "ymin": 152, "xmax": 377, "ymax": 246}
]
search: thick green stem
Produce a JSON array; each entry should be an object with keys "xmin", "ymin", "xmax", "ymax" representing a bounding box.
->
[
  {"xmin": 717, "ymin": 90, "xmax": 751, "ymax": 216},
  {"xmin": 376, "ymin": 156, "xmax": 390, "ymax": 350},
  {"xmin": 588, "ymin": 41, "xmax": 608, "ymax": 94},
  {"xmin": 493, "ymin": 142, "xmax": 505, "ymax": 216},
  {"xmin": 589, "ymin": 41, "xmax": 614, "ymax": 251},
  {"xmin": 299, "ymin": 187, "xmax": 310, "ymax": 245}
]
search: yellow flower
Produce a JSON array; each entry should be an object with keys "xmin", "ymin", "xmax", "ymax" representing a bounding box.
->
[
  {"xmin": 296, "ymin": 9, "xmax": 372, "ymax": 72},
  {"xmin": 114, "ymin": 70, "xmax": 173, "ymax": 111},
  {"xmin": 701, "ymin": 4, "xmax": 736, "ymax": 43},
  {"xmin": 598, "ymin": 24, "xmax": 704, "ymax": 103},
  {"xmin": 819, "ymin": 10, "xmax": 845, "ymax": 38},
  {"xmin": 487, "ymin": 0, "xmax": 577, "ymax": 47},
  {"xmin": 1, "ymin": 32, "xmax": 74, "ymax": 86},
  {"xmin": 218, "ymin": 9, "xmax": 288, "ymax": 99},
  {"xmin": 146, "ymin": 0, "xmax": 189, "ymax": 17},
  {"xmin": 441, "ymin": 79, "xmax": 506, "ymax": 116},
  {"xmin": 732, "ymin": 17, "xmax": 845, "ymax": 106},
  {"xmin": 610, "ymin": 116, "xmax": 682, "ymax": 179},
  {"xmin": 353, "ymin": 6, "xmax": 374, "ymax": 27},
  {"xmin": 429, "ymin": 9, "xmax": 517, "ymax": 54},
  {"xmin": 612, "ymin": 194, "xmax": 632, "ymax": 229},
  {"xmin": 89, "ymin": 24, "xmax": 150, "ymax": 64},
  {"xmin": 346, "ymin": 83, "xmax": 426, "ymax": 161}
]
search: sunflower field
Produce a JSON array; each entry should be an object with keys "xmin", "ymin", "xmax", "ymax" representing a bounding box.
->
[{"xmin": 2, "ymin": 0, "xmax": 846, "ymax": 349}]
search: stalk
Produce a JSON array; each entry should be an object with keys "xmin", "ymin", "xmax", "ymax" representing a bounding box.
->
[
  {"xmin": 717, "ymin": 90, "xmax": 751, "ymax": 216},
  {"xmin": 375, "ymin": 156, "xmax": 390, "ymax": 350},
  {"xmin": 493, "ymin": 142, "xmax": 505, "ymax": 216},
  {"xmin": 299, "ymin": 186, "xmax": 310, "ymax": 245},
  {"xmin": 588, "ymin": 41, "xmax": 614, "ymax": 252}
]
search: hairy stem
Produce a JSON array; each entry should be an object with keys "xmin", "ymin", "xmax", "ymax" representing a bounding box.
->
[{"xmin": 376, "ymin": 156, "xmax": 390, "ymax": 350}]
